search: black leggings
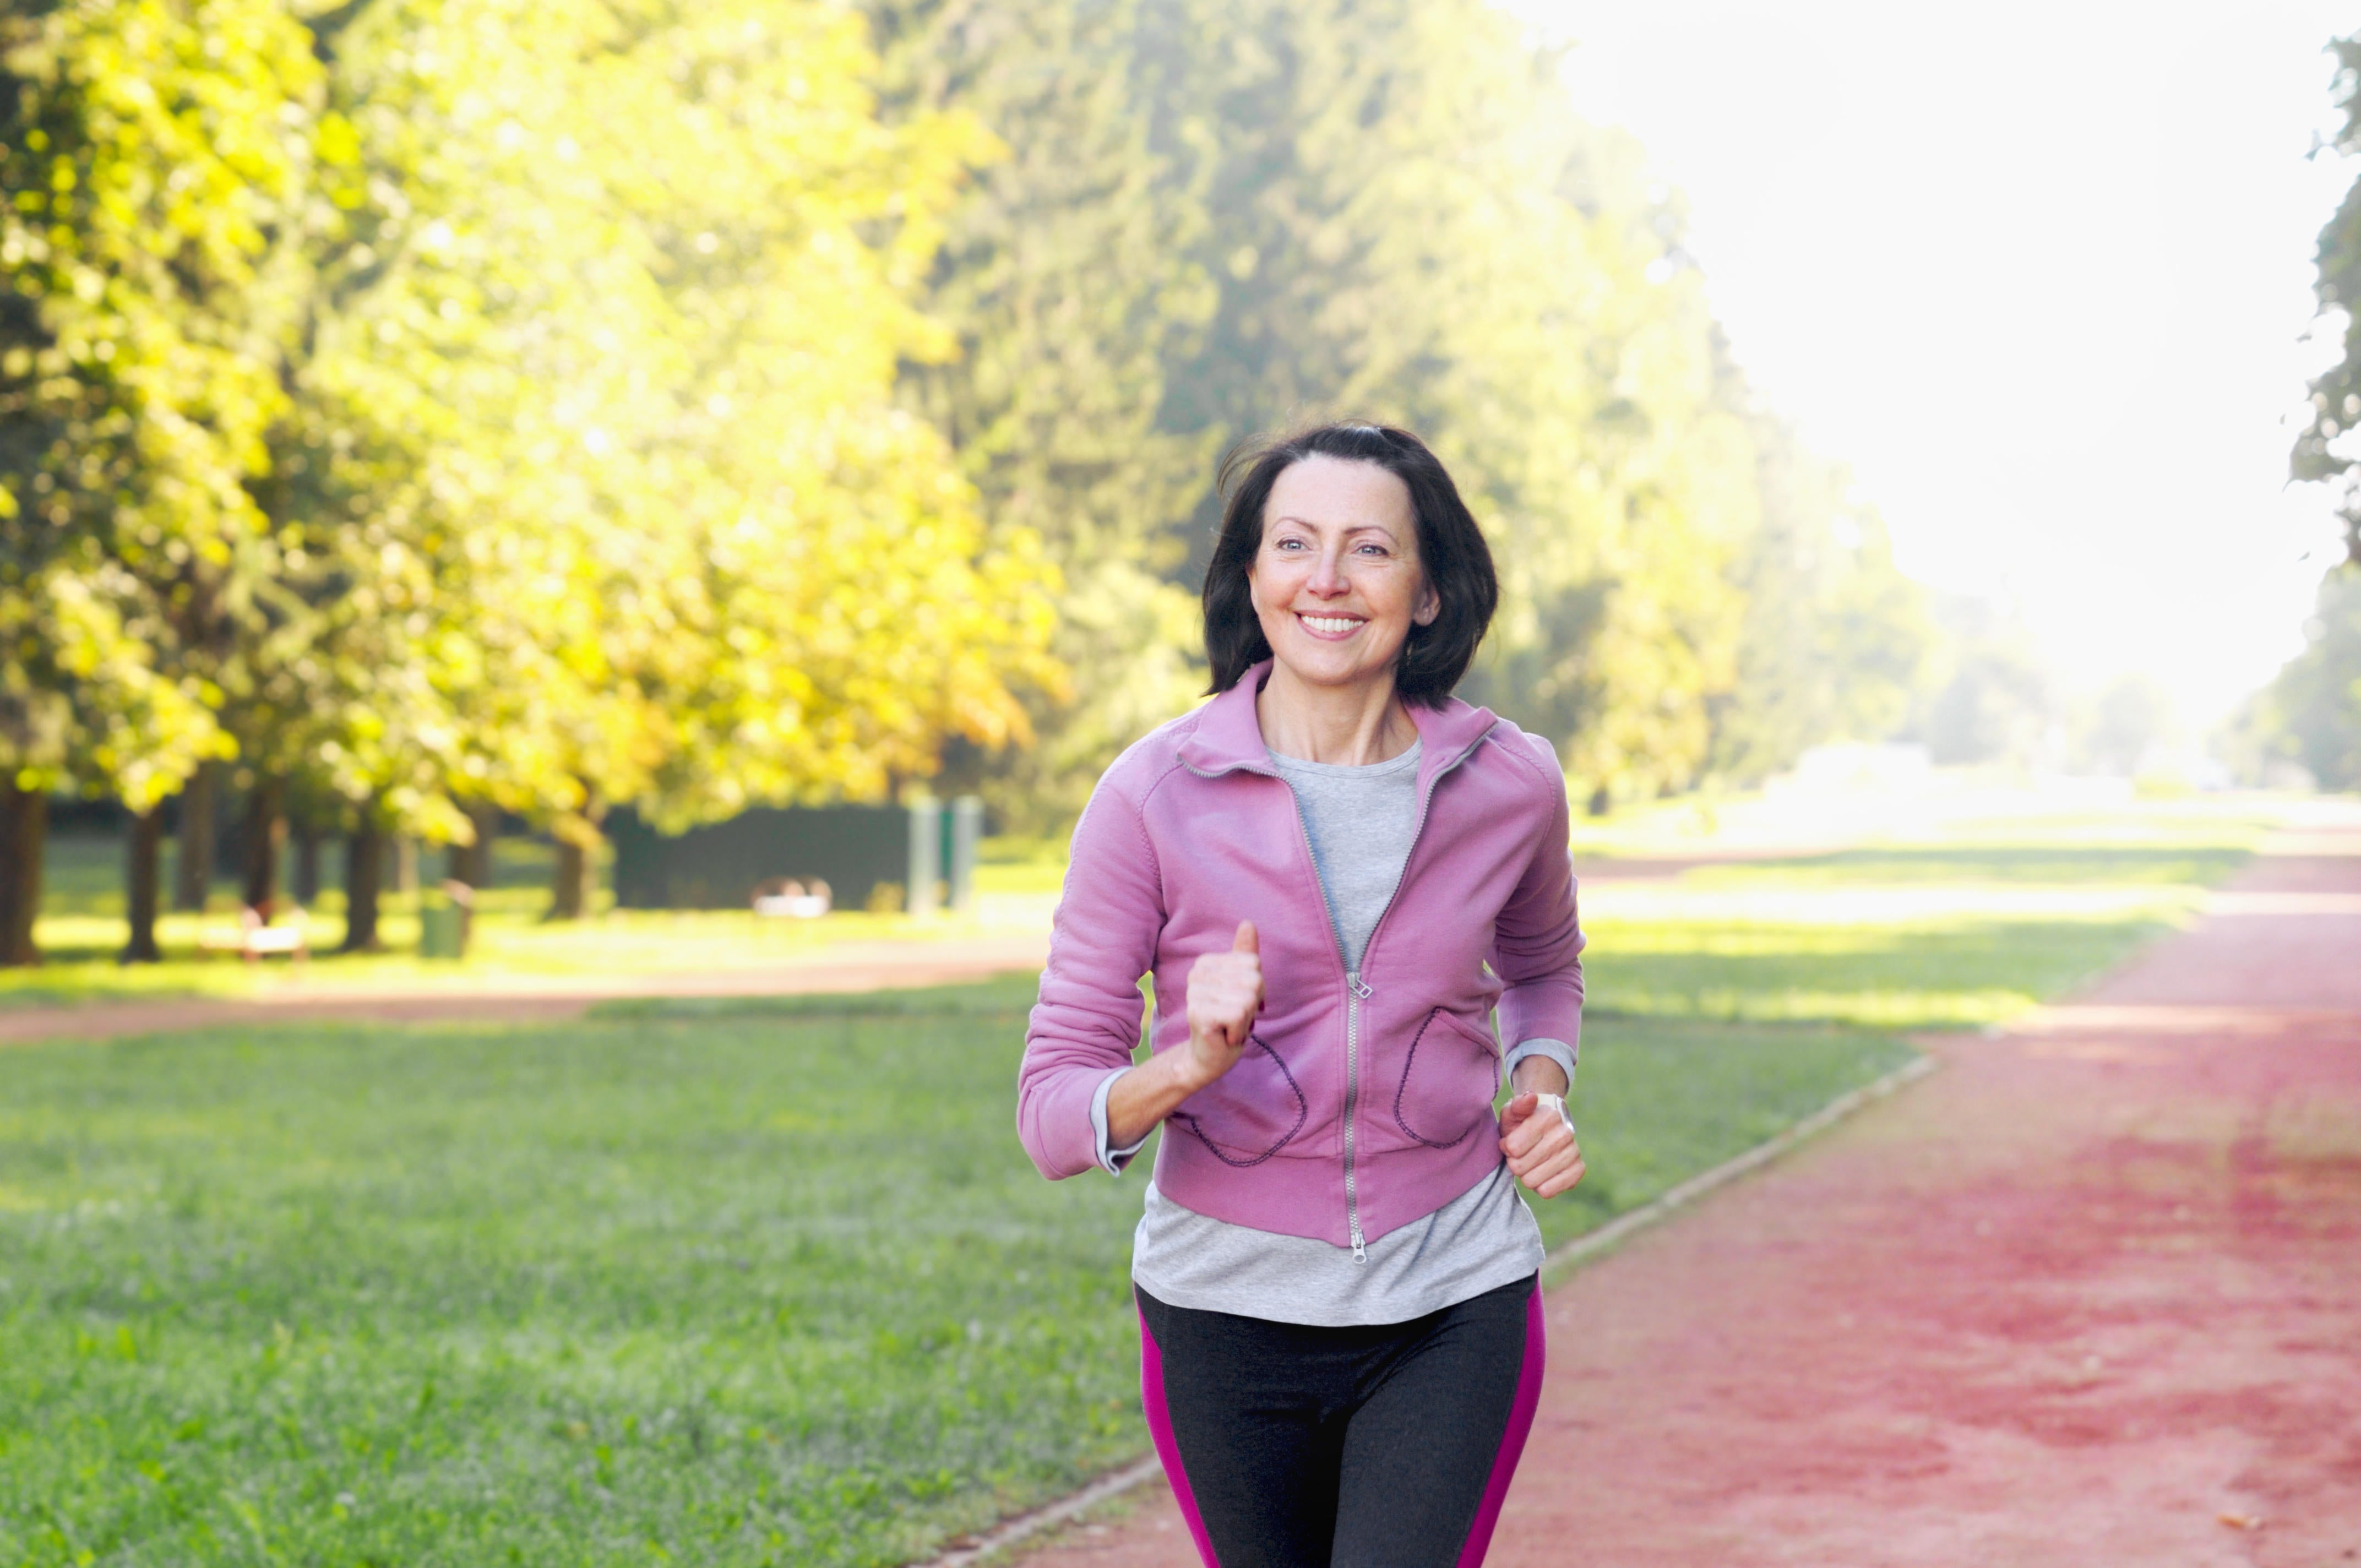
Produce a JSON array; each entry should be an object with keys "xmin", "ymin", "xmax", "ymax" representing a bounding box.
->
[{"xmin": 1136, "ymin": 1274, "xmax": 1544, "ymax": 1568}]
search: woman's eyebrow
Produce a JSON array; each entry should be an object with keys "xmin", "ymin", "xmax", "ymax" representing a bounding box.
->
[{"xmin": 1267, "ymin": 515, "xmax": 1402, "ymax": 538}]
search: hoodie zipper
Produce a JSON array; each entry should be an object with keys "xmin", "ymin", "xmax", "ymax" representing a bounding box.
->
[
  {"xmin": 1281, "ymin": 729, "xmax": 1494, "ymax": 1265},
  {"xmin": 1342, "ymin": 971, "xmax": 1374, "ymax": 1261},
  {"xmin": 1193, "ymin": 722, "xmax": 1498, "ymax": 1266},
  {"xmin": 1279, "ymin": 787, "xmax": 1368, "ymax": 1260}
]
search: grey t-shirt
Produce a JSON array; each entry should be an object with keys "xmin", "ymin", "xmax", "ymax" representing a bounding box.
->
[
  {"xmin": 1090, "ymin": 738, "xmax": 1576, "ymax": 1326},
  {"xmin": 1270, "ymin": 742, "xmax": 1423, "ymax": 971}
]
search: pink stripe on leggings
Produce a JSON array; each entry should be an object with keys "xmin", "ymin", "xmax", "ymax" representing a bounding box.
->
[
  {"xmin": 1455, "ymin": 1282, "xmax": 1547, "ymax": 1568},
  {"xmin": 1139, "ymin": 1306, "xmax": 1225, "ymax": 1568},
  {"xmin": 1137, "ymin": 1287, "xmax": 1547, "ymax": 1568}
]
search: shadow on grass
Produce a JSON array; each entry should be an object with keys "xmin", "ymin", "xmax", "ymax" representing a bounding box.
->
[
  {"xmin": 1583, "ymin": 912, "xmax": 2179, "ymax": 1028},
  {"xmin": 1690, "ymin": 843, "xmax": 2251, "ymax": 888},
  {"xmin": 591, "ymin": 972, "xmax": 1044, "ymax": 1021}
]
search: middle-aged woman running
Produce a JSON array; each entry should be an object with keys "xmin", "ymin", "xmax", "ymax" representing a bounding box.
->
[{"xmin": 1016, "ymin": 422, "xmax": 1586, "ymax": 1568}]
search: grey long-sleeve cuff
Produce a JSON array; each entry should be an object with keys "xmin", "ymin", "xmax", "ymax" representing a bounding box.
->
[
  {"xmin": 1502, "ymin": 1037, "xmax": 1576, "ymax": 1092},
  {"xmin": 1089, "ymin": 1068, "xmax": 1151, "ymax": 1177}
]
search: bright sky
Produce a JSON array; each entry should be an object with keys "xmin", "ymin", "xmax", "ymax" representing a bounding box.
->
[{"xmin": 1511, "ymin": 0, "xmax": 2358, "ymax": 728}]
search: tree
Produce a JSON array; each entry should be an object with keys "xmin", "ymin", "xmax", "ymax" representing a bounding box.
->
[
  {"xmin": 1707, "ymin": 410, "xmax": 1933, "ymax": 784},
  {"xmin": 1, "ymin": 0, "xmax": 318, "ymax": 962},
  {"xmin": 2071, "ymin": 673, "xmax": 2174, "ymax": 777},
  {"xmin": 2236, "ymin": 569, "xmax": 2361, "ymax": 789},
  {"xmin": 871, "ymin": 0, "xmax": 1216, "ymax": 829},
  {"xmin": 1904, "ymin": 592, "xmax": 2053, "ymax": 769},
  {"xmin": 2294, "ymin": 34, "xmax": 2361, "ymax": 568},
  {"xmin": 1123, "ymin": 0, "xmax": 1761, "ymax": 807},
  {"xmin": 254, "ymin": 0, "xmax": 1058, "ymax": 921}
]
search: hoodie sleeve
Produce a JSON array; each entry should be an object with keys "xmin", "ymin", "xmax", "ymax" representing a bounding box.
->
[
  {"xmin": 1490, "ymin": 735, "xmax": 1585, "ymax": 1060},
  {"xmin": 1016, "ymin": 769, "xmax": 1166, "ymax": 1180}
]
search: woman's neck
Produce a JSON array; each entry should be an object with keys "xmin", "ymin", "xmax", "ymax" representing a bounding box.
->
[{"xmin": 1256, "ymin": 661, "xmax": 1419, "ymax": 765}]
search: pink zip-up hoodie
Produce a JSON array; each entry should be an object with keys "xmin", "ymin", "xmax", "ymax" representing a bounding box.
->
[{"xmin": 1017, "ymin": 662, "xmax": 1585, "ymax": 1253}]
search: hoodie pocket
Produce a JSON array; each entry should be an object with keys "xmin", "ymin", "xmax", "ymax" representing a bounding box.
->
[
  {"xmin": 1392, "ymin": 1008, "xmax": 1502, "ymax": 1149},
  {"xmin": 1173, "ymin": 1034, "xmax": 1309, "ymax": 1168}
]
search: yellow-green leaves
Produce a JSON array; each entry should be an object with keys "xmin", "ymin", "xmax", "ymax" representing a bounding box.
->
[
  {"xmin": 2295, "ymin": 36, "xmax": 2361, "ymax": 567},
  {"xmin": 1, "ymin": 0, "xmax": 321, "ymax": 796},
  {"xmin": 890, "ymin": 0, "xmax": 1933, "ymax": 814},
  {"xmin": 296, "ymin": 0, "xmax": 1053, "ymax": 834},
  {"xmin": 7, "ymin": 0, "xmax": 1054, "ymax": 846}
]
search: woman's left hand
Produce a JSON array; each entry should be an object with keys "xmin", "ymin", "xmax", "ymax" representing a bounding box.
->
[{"xmin": 1499, "ymin": 1091, "xmax": 1585, "ymax": 1197}]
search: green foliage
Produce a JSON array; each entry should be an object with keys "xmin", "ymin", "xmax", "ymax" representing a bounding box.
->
[
  {"xmin": 879, "ymin": 0, "xmax": 1933, "ymax": 818},
  {"xmin": 6, "ymin": 0, "xmax": 1060, "ymax": 917},
  {"xmin": 1898, "ymin": 591, "xmax": 2053, "ymax": 767},
  {"xmin": 6, "ymin": 0, "xmax": 1950, "ymax": 921},
  {"xmin": 1140, "ymin": 0, "xmax": 1763, "ymax": 805},
  {"xmin": 2066, "ymin": 672, "xmax": 2175, "ymax": 776},
  {"xmin": 0, "ymin": 0, "xmax": 317, "ymax": 803},
  {"xmin": 284, "ymin": 0, "xmax": 1058, "ymax": 843},
  {"xmin": 872, "ymin": 0, "xmax": 1218, "ymax": 829},
  {"xmin": 1708, "ymin": 412, "xmax": 1933, "ymax": 783},
  {"xmin": 2294, "ymin": 35, "xmax": 2361, "ymax": 567},
  {"xmin": 2233, "ymin": 568, "xmax": 2361, "ymax": 788}
]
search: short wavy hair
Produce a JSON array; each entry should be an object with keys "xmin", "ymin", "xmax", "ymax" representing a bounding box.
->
[{"xmin": 1203, "ymin": 422, "xmax": 1498, "ymax": 705}]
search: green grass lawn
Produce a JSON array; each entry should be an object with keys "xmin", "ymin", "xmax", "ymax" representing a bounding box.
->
[
  {"xmin": 0, "ymin": 988, "xmax": 1906, "ymax": 1567},
  {"xmin": 0, "ymin": 795, "xmax": 2282, "ymax": 1565},
  {"xmin": 1577, "ymin": 803, "xmax": 2278, "ymax": 1028}
]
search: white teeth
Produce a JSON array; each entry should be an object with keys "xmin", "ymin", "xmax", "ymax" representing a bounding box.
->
[{"xmin": 1300, "ymin": 615, "xmax": 1362, "ymax": 634}]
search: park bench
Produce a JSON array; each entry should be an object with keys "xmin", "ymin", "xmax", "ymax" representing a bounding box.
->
[
  {"xmin": 197, "ymin": 905, "xmax": 311, "ymax": 963},
  {"xmin": 751, "ymin": 878, "xmax": 831, "ymax": 918}
]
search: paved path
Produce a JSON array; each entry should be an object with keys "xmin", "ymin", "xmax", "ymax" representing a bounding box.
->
[
  {"xmin": 0, "ymin": 847, "xmax": 1723, "ymax": 1049},
  {"xmin": 0, "ymin": 933, "xmax": 1052, "ymax": 1046},
  {"xmin": 1014, "ymin": 813, "xmax": 2361, "ymax": 1567}
]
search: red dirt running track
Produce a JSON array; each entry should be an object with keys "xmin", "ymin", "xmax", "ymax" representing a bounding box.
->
[{"xmin": 1015, "ymin": 813, "xmax": 2361, "ymax": 1567}]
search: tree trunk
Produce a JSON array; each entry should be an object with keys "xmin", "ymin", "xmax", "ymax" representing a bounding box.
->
[
  {"xmin": 0, "ymin": 781, "xmax": 47, "ymax": 967},
  {"xmin": 455, "ymin": 801, "xmax": 497, "ymax": 891},
  {"xmin": 121, "ymin": 805, "xmax": 164, "ymax": 964},
  {"xmin": 340, "ymin": 819, "xmax": 383, "ymax": 952},
  {"xmin": 292, "ymin": 821, "xmax": 321, "ymax": 908},
  {"xmin": 1586, "ymin": 785, "xmax": 1612, "ymax": 819},
  {"xmin": 241, "ymin": 777, "xmax": 284, "ymax": 917},
  {"xmin": 549, "ymin": 836, "xmax": 590, "ymax": 921},
  {"xmin": 547, "ymin": 803, "xmax": 602, "ymax": 921},
  {"xmin": 173, "ymin": 759, "xmax": 218, "ymax": 911}
]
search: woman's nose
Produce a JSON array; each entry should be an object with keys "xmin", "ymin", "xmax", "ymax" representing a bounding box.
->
[{"xmin": 1307, "ymin": 546, "xmax": 1350, "ymax": 595}]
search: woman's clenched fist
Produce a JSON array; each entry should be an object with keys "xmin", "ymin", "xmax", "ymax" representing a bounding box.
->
[
  {"xmin": 1499, "ymin": 1091, "xmax": 1585, "ymax": 1197},
  {"xmin": 1181, "ymin": 921, "xmax": 1265, "ymax": 1091}
]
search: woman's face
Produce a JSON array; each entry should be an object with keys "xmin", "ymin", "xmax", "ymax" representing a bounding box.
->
[{"xmin": 1248, "ymin": 455, "xmax": 1439, "ymax": 693}]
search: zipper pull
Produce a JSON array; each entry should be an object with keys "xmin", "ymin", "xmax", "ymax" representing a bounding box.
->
[
  {"xmin": 1350, "ymin": 1222, "xmax": 1368, "ymax": 1264},
  {"xmin": 1347, "ymin": 972, "xmax": 1372, "ymax": 1000}
]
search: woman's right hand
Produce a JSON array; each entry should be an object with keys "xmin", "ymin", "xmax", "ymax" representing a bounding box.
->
[
  {"xmin": 1180, "ymin": 921, "xmax": 1264, "ymax": 1090},
  {"xmin": 1102, "ymin": 921, "xmax": 1264, "ymax": 1150}
]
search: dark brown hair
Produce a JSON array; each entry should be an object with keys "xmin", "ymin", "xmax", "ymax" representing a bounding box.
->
[{"xmin": 1203, "ymin": 422, "xmax": 1498, "ymax": 705}]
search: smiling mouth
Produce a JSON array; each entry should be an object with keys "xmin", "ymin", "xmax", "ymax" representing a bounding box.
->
[{"xmin": 1296, "ymin": 613, "xmax": 1364, "ymax": 637}]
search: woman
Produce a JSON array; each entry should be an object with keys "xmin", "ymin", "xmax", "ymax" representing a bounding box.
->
[{"xmin": 1017, "ymin": 422, "xmax": 1585, "ymax": 1568}]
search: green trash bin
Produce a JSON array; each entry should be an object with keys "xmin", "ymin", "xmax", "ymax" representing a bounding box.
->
[{"xmin": 418, "ymin": 881, "xmax": 474, "ymax": 960}]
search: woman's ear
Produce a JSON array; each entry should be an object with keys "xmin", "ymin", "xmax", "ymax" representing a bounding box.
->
[{"xmin": 1413, "ymin": 578, "xmax": 1441, "ymax": 628}]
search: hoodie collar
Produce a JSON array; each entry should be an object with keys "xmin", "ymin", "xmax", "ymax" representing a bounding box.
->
[{"xmin": 1178, "ymin": 660, "xmax": 1500, "ymax": 780}]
